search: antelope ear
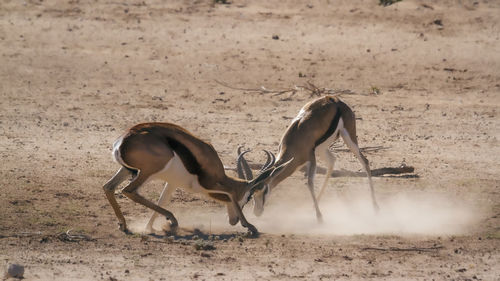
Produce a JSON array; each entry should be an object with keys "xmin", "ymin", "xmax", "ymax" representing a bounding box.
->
[{"xmin": 250, "ymin": 158, "xmax": 293, "ymax": 190}]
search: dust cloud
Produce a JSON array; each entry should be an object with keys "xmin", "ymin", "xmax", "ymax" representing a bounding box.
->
[
  {"xmin": 130, "ymin": 186, "xmax": 480, "ymax": 236},
  {"xmin": 254, "ymin": 188, "xmax": 480, "ymax": 236}
]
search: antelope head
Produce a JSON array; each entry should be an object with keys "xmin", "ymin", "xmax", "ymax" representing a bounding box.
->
[{"xmin": 236, "ymin": 147, "xmax": 279, "ymax": 217}]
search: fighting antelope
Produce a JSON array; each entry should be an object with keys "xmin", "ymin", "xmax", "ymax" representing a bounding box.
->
[
  {"xmin": 144, "ymin": 148, "xmax": 277, "ymax": 234},
  {"xmin": 238, "ymin": 96, "xmax": 379, "ymax": 221},
  {"xmin": 103, "ymin": 122, "xmax": 288, "ymax": 235}
]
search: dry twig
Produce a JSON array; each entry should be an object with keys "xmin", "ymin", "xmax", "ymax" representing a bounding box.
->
[
  {"xmin": 226, "ymin": 163, "xmax": 416, "ymax": 178},
  {"xmin": 214, "ymin": 79, "xmax": 358, "ymax": 99},
  {"xmin": 329, "ymin": 144, "xmax": 389, "ymax": 154},
  {"xmin": 361, "ymin": 246, "xmax": 444, "ymax": 252}
]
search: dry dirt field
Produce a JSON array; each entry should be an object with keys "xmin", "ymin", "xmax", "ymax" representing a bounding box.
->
[{"xmin": 1, "ymin": 0, "xmax": 500, "ymax": 280}]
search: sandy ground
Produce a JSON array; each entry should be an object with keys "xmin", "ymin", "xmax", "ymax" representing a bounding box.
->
[{"xmin": 1, "ymin": 0, "xmax": 499, "ymax": 280}]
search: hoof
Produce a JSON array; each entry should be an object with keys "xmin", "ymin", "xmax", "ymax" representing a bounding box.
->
[
  {"xmin": 119, "ymin": 223, "xmax": 132, "ymax": 235},
  {"xmin": 160, "ymin": 221, "xmax": 179, "ymax": 234},
  {"xmin": 246, "ymin": 225, "xmax": 259, "ymax": 238},
  {"xmin": 169, "ymin": 217, "xmax": 179, "ymax": 229},
  {"xmin": 248, "ymin": 231, "xmax": 260, "ymax": 238},
  {"xmin": 160, "ymin": 217, "xmax": 179, "ymax": 236}
]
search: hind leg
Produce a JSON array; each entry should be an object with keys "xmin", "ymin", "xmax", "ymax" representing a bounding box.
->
[
  {"xmin": 306, "ymin": 152, "xmax": 323, "ymax": 222},
  {"xmin": 316, "ymin": 147, "xmax": 336, "ymax": 203},
  {"xmin": 340, "ymin": 128, "xmax": 379, "ymax": 212},
  {"xmin": 103, "ymin": 167, "xmax": 134, "ymax": 233},
  {"xmin": 121, "ymin": 172, "xmax": 179, "ymax": 233},
  {"xmin": 145, "ymin": 182, "xmax": 174, "ymax": 233}
]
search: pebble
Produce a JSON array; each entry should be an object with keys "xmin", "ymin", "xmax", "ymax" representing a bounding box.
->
[{"xmin": 5, "ymin": 264, "xmax": 24, "ymax": 279}]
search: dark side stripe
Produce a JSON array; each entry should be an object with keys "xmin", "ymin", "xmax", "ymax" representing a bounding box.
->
[
  {"xmin": 314, "ymin": 108, "xmax": 342, "ymax": 147},
  {"xmin": 124, "ymin": 167, "xmax": 138, "ymax": 176},
  {"xmin": 167, "ymin": 138, "xmax": 202, "ymax": 176}
]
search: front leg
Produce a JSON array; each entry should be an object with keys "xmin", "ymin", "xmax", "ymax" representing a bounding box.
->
[
  {"xmin": 145, "ymin": 182, "xmax": 175, "ymax": 233},
  {"xmin": 230, "ymin": 196, "xmax": 258, "ymax": 236}
]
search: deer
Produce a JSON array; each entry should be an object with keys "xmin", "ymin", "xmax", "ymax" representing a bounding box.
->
[
  {"xmin": 102, "ymin": 122, "xmax": 288, "ymax": 236},
  {"xmin": 237, "ymin": 95, "xmax": 379, "ymax": 222}
]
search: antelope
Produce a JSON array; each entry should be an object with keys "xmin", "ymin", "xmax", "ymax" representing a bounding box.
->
[
  {"xmin": 238, "ymin": 96, "xmax": 379, "ymax": 221},
  {"xmin": 102, "ymin": 122, "xmax": 288, "ymax": 235},
  {"xmin": 143, "ymin": 148, "xmax": 277, "ymax": 234}
]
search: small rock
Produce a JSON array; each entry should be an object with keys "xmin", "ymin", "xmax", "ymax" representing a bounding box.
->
[
  {"xmin": 272, "ymin": 35, "xmax": 279, "ymax": 40},
  {"xmin": 343, "ymin": 255, "xmax": 353, "ymax": 261},
  {"xmin": 433, "ymin": 19, "xmax": 443, "ymax": 26},
  {"xmin": 200, "ymin": 252, "xmax": 212, "ymax": 258},
  {"xmin": 5, "ymin": 264, "xmax": 24, "ymax": 279}
]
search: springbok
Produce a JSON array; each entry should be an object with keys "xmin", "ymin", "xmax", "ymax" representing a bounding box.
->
[
  {"xmin": 102, "ymin": 122, "xmax": 288, "ymax": 235},
  {"xmin": 143, "ymin": 147, "xmax": 277, "ymax": 234},
  {"xmin": 238, "ymin": 95, "xmax": 379, "ymax": 221}
]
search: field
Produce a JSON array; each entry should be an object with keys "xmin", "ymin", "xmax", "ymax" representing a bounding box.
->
[{"xmin": 1, "ymin": 0, "xmax": 499, "ymax": 280}]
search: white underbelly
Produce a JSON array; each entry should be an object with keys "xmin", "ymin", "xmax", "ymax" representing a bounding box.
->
[
  {"xmin": 151, "ymin": 152, "xmax": 205, "ymax": 194},
  {"xmin": 315, "ymin": 118, "xmax": 344, "ymax": 156}
]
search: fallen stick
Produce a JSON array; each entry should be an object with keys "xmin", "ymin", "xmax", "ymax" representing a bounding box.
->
[
  {"xmin": 225, "ymin": 164, "xmax": 416, "ymax": 178},
  {"xmin": 214, "ymin": 79, "xmax": 361, "ymax": 98},
  {"xmin": 312, "ymin": 165, "xmax": 416, "ymax": 177},
  {"xmin": 361, "ymin": 246, "xmax": 444, "ymax": 252},
  {"xmin": 0, "ymin": 230, "xmax": 95, "ymax": 242},
  {"xmin": 330, "ymin": 145, "xmax": 389, "ymax": 154}
]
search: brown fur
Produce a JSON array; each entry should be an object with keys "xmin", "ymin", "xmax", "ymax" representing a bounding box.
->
[
  {"xmin": 251, "ymin": 96, "xmax": 378, "ymax": 220},
  {"xmin": 103, "ymin": 122, "xmax": 263, "ymax": 235}
]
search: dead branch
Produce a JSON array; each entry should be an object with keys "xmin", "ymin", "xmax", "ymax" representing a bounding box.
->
[
  {"xmin": 214, "ymin": 79, "xmax": 359, "ymax": 99},
  {"xmin": 301, "ymin": 164, "xmax": 415, "ymax": 177},
  {"xmin": 214, "ymin": 79, "xmax": 298, "ymax": 95},
  {"xmin": 0, "ymin": 230, "xmax": 95, "ymax": 242},
  {"xmin": 361, "ymin": 246, "xmax": 444, "ymax": 252},
  {"xmin": 329, "ymin": 145, "xmax": 389, "ymax": 154},
  {"xmin": 225, "ymin": 164, "xmax": 416, "ymax": 178}
]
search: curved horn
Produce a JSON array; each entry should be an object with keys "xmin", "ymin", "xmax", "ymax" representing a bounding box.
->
[
  {"xmin": 250, "ymin": 158, "xmax": 293, "ymax": 191},
  {"xmin": 236, "ymin": 147, "xmax": 253, "ymax": 180},
  {"xmin": 260, "ymin": 150, "xmax": 276, "ymax": 172},
  {"xmin": 237, "ymin": 146, "xmax": 245, "ymax": 156}
]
